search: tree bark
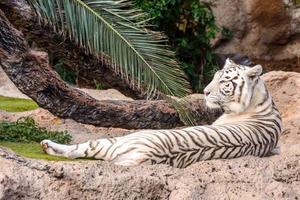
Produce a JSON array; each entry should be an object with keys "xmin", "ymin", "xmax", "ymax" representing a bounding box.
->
[
  {"xmin": 0, "ymin": 0, "xmax": 145, "ymax": 99},
  {"xmin": 0, "ymin": 10, "xmax": 221, "ymax": 129}
]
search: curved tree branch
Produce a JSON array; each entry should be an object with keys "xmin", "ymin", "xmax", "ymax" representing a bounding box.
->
[{"xmin": 0, "ymin": 9, "xmax": 221, "ymax": 129}]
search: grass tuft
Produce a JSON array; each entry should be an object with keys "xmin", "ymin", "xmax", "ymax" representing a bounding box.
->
[
  {"xmin": 0, "ymin": 95, "xmax": 38, "ymax": 112},
  {"xmin": 0, "ymin": 141, "xmax": 72, "ymax": 161}
]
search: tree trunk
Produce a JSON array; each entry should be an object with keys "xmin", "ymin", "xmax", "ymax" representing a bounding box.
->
[
  {"xmin": 0, "ymin": 0, "xmax": 145, "ymax": 99},
  {"xmin": 0, "ymin": 10, "xmax": 221, "ymax": 129}
]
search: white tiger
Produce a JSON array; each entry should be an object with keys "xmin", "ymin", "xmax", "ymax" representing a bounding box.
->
[{"xmin": 41, "ymin": 59, "xmax": 282, "ymax": 168}]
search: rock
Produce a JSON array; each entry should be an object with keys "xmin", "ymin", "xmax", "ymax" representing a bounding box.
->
[
  {"xmin": 0, "ymin": 147, "xmax": 172, "ymax": 200},
  {"xmin": 0, "ymin": 71, "xmax": 300, "ymax": 199},
  {"xmin": 206, "ymin": 0, "xmax": 300, "ymax": 72},
  {"xmin": 0, "ymin": 65, "xmax": 30, "ymax": 99}
]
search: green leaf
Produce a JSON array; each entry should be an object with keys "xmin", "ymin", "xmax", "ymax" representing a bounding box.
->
[
  {"xmin": 28, "ymin": 0, "xmax": 191, "ymax": 98},
  {"xmin": 28, "ymin": 0, "xmax": 196, "ymax": 125}
]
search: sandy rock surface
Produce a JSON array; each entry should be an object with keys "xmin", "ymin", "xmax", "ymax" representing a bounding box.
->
[
  {"xmin": 262, "ymin": 71, "xmax": 300, "ymax": 153},
  {"xmin": 77, "ymin": 88, "xmax": 133, "ymax": 101},
  {"xmin": 0, "ymin": 145, "xmax": 299, "ymax": 200},
  {"xmin": 0, "ymin": 66, "xmax": 30, "ymax": 99},
  {"xmin": 0, "ymin": 71, "xmax": 300, "ymax": 199}
]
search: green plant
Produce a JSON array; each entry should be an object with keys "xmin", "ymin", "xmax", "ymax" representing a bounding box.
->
[
  {"xmin": 0, "ymin": 95, "xmax": 38, "ymax": 112},
  {"xmin": 94, "ymin": 79, "xmax": 103, "ymax": 90},
  {"xmin": 53, "ymin": 60, "xmax": 78, "ymax": 85},
  {"xmin": 49, "ymin": 53, "xmax": 78, "ymax": 85},
  {"xmin": 0, "ymin": 117, "xmax": 71, "ymax": 144},
  {"xmin": 28, "ymin": 0, "xmax": 196, "ymax": 125},
  {"xmin": 221, "ymin": 27, "xmax": 234, "ymax": 40},
  {"xmin": 134, "ymin": 0, "xmax": 219, "ymax": 92}
]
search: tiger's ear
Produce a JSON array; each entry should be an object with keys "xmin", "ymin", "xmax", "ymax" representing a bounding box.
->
[
  {"xmin": 223, "ymin": 58, "xmax": 235, "ymax": 69},
  {"xmin": 246, "ymin": 65, "xmax": 263, "ymax": 77}
]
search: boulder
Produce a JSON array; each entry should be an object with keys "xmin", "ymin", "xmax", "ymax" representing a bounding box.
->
[{"xmin": 205, "ymin": 0, "xmax": 300, "ymax": 72}]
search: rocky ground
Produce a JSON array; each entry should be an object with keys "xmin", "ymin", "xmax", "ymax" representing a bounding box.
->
[{"xmin": 0, "ymin": 71, "xmax": 300, "ymax": 200}]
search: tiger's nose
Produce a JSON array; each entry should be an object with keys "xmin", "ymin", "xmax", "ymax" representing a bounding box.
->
[{"xmin": 204, "ymin": 90, "xmax": 210, "ymax": 96}]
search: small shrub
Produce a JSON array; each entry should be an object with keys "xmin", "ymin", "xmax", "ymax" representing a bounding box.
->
[
  {"xmin": 53, "ymin": 60, "xmax": 78, "ymax": 85},
  {"xmin": 221, "ymin": 27, "xmax": 234, "ymax": 40},
  {"xmin": 0, "ymin": 117, "xmax": 71, "ymax": 144},
  {"xmin": 49, "ymin": 53, "xmax": 78, "ymax": 85}
]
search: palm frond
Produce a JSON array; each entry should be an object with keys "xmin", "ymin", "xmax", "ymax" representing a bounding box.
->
[{"xmin": 28, "ymin": 0, "xmax": 196, "ymax": 125}]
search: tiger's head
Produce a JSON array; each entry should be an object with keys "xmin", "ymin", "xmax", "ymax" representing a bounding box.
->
[{"xmin": 204, "ymin": 58, "xmax": 264, "ymax": 114}]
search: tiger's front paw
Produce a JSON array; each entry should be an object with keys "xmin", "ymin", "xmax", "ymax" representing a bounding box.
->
[
  {"xmin": 41, "ymin": 140, "xmax": 50, "ymax": 153},
  {"xmin": 40, "ymin": 140, "xmax": 59, "ymax": 156}
]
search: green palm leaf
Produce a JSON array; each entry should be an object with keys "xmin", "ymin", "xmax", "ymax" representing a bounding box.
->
[{"xmin": 28, "ymin": 0, "xmax": 196, "ymax": 125}]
